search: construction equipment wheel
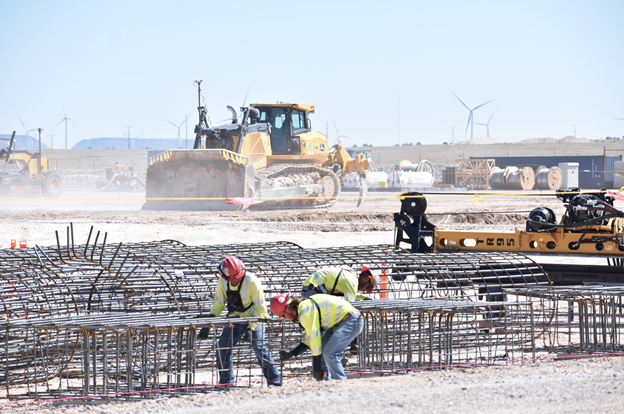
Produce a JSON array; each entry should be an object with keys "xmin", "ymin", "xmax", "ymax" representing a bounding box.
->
[
  {"xmin": 41, "ymin": 171, "xmax": 63, "ymax": 198},
  {"xmin": 321, "ymin": 175, "xmax": 339, "ymax": 203}
]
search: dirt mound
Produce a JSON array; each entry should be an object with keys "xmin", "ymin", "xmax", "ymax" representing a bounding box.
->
[
  {"xmin": 560, "ymin": 135, "xmax": 590, "ymax": 143},
  {"xmin": 455, "ymin": 137, "xmax": 501, "ymax": 145}
]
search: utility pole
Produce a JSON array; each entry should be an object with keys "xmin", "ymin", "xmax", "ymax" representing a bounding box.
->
[
  {"xmin": 48, "ymin": 134, "xmax": 55, "ymax": 149},
  {"xmin": 573, "ymin": 125, "xmax": 577, "ymax": 137},
  {"xmin": 451, "ymin": 126, "xmax": 455, "ymax": 145}
]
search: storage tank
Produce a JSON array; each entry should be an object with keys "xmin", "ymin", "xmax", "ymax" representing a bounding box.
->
[
  {"xmin": 343, "ymin": 171, "xmax": 389, "ymax": 189},
  {"xmin": 387, "ymin": 171, "xmax": 434, "ymax": 189}
]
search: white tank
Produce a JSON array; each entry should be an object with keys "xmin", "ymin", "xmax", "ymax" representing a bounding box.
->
[
  {"xmin": 387, "ymin": 171, "xmax": 434, "ymax": 189},
  {"xmin": 343, "ymin": 172, "xmax": 389, "ymax": 189}
]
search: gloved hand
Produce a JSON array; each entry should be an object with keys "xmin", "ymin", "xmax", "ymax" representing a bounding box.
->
[
  {"xmin": 197, "ymin": 327, "xmax": 211, "ymax": 340},
  {"xmin": 312, "ymin": 370, "xmax": 324, "ymax": 381},
  {"xmin": 279, "ymin": 350, "xmax": 294, "ymax": 361},
  {"xmin": 196, "ymin": 313, "xmax": 217, "ymax": 318}
]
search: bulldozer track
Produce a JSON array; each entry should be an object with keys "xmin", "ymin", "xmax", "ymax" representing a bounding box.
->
[{"xmin": 255, "ymin": 164, "xmax": 341, "ymax": 210}]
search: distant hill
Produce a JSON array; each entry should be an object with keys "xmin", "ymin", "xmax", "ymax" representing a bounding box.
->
[
  {"xmin": 0, "ymin": 134, "xmax": 50, "ymax": 150},
  {"xmin": 518, "ymin": 136, "xmax": 590, "ymax": 144},
  {"xmin": 455, "ymin": 137, "xmax": 502, "ymax": 145},
  {"xmin": 72, "ymin": 138, "xmax": 186, "ymax": 150}
]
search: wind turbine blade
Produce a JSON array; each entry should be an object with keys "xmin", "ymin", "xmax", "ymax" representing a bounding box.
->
[
  {"xmin": 334, "ymin": 120, "xmax": 339, "ymax": 136},
  {"xmin": 18, "ymin": 114, "xmax": 27, "ymax": 131},
  {"xmin": 487, "ymin": 109, "xmax": 497, "ymax": 124},
  {"xmin": 50, "ymin": 119, "xmax": 65, "ymax": 132},
  {"xmin": 242, "ymin": 87, "xmax": 250, "ymax": 107},
  {"xmin": 452, "ymin": 92, "xmax": 470, "ymax": 110},
  {"xmin": 615, "ymin": 118, "xmax": 624, "ymax": 121},
  {"xmin": 135, "ymin": 133, "xmax": 144, "ymax": 139},
  {"xmin": 164, "ymin": 118, "xmax": 178, "ymax": 128},
  {"xmin": 475, "ymin": 123, "xmax": 487, "ymax": 126},
  {"xmin": 472, "ymin": 99, "xmax": 495, "ymax": 111}
]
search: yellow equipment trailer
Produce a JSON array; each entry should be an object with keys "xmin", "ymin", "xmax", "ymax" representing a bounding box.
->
[{"xmin": 394, "ymin": 190, "xmax": 624, "ymax": 257}]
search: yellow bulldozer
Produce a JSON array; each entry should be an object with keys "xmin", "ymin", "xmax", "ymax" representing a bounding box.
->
[
  {"xmin": 143, "ymin": 82, "xmax": 369, "ymax": 210},
  {"xmin": 0, "ymin": 131, "xmax": 63, "ymax": 197}
]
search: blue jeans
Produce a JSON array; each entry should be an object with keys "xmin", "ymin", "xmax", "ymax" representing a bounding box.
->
[
  {"xmin": 216, "ymin": 322, "xmax": 281, "ymax": 386},
  {"xmin": 321, "ymin": 312, "xmax": 364, "ymax": 380}
]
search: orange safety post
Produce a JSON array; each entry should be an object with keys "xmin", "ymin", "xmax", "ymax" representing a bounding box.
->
[
  {"xmin": 10, "ymin": 240, "xmax": 17, "ymax": 249},
  {"xmin": 19, "ymin": 241, "xmax": 27, "ymax": 248},
  {"xmin": 380, "ymin": 249, "xmax": 390, "ymax": 299}
]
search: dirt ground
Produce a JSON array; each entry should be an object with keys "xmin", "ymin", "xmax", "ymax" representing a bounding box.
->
[{"xmin": 0, "ymin": 189, "xmax": 622, "ymax": 412}]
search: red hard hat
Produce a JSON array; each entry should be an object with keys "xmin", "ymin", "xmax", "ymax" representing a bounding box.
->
[
  {"xmin": 218, "ymin": 257, "xmax": 246, "ymax": 282},
  {"xmin": 360, "ymin": 266, "xmax": 380, "ymax": 294},
  {"xmin": 270, "ymin": 292, "xmax": 291, "ymax": 318}
]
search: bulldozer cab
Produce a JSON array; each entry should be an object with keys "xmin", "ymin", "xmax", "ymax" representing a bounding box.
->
[{"xmin": 253, "ymin": 105, "xmax": 311, "ymax": 155}]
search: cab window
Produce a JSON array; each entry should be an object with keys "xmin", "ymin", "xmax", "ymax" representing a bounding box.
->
[{"xmin": 291, "ymin": 110, "xmax": 306, "ymax": 133}]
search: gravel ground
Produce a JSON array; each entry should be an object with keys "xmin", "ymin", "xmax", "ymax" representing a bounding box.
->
[{"xmin": 2, "ymin": 357, "xmax": 622, "ymax": 414}]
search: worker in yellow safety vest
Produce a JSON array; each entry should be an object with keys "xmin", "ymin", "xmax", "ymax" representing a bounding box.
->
[
  {"xmin": 270, "ymin": 292, "xmax": 364, "ymax": 381},
  {"xmin": 198, "ymin": 257, "xmax": 280, "ymax": 387},
  {"xmin": 301, "ymin": 265, "xmax": 380, "ymax": 302}
]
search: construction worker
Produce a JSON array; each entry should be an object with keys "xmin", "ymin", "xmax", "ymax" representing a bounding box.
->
[
  {"xmin": 199, "ymin": 257, "xmax": 281, "ymax": 387},
  {"xmin": 270, "ymin": 292, "xmax": 364, "ymax": 381},
  {"xmin": 299, "ymin": 265, "xmax": 378, "ymax": 356},
  {"xmin": 301, "ymin": 265, "xmax": 379, "ymax": 301}
]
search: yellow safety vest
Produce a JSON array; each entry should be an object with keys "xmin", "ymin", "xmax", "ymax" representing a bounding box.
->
[{"xmin": 298, "ymin": 294, "xmax": 357, "ymax": 356}]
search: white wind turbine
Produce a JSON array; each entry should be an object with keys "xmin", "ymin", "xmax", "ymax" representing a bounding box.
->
[
  {"xmin": 475, "ymin": 109, "xmax": 497, "ymax": 138},
  {"xmin": 165, "ymin": 116, "xmax": 191, "ymax": 149},
  {"xmin": 50, "ymin": 107, "xmax": 75, "ymax": 149},
  {"xmin": 18, "ymin": 114, "xmax": 37, "ymax": 149},
  {"xmin": 453, "ymin": 93, "xmax": 494, "ymax": 140}
]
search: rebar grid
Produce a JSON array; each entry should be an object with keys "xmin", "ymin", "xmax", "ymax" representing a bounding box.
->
[
  {"xmin": 0, "ymin": 313, "xmax": 282, "ymax": 401},
  {"xmin": 507, "ymin": 286, "xmax": 624, "ymax": 355},
  {"xmin": 279, "ymin": 298, "xmax": 536, "ymax": 376},
  {"xmin": 9, "ymin": 225, "xmax": 624, "ymax": 403},
  {"xmin": 0, "ymin": 225, "xmax": 548, "ymax": 320}
]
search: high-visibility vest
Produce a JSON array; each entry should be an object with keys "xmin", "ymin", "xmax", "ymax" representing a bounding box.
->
[
  {"xmin": 210, "ymin": 272, "xmax": 268, "ymax": 330},
  {"xmin": 298, "ymin": 294, "xmax": 357, "ymax": 356},
  {"xmin": 302, "ymin": 267, "xmax": 365, "ymax": 302}
]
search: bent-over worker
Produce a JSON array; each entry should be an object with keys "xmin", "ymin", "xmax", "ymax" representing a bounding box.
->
[
  {"xmin": 200, "ymin": 257, "xmax": 281, "ymax": 387},
  {"xmin": 270, "ymin": 292, "xmax": 363, "ymax": 381},
  {"xmin": 301, "ymin": 265, "xmax": 379, "ymax": 301}
]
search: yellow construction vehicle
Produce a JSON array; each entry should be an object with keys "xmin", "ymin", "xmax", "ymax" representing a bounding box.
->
[
  {"xmin": 0, "ymin": 131, "xmax": 63, "ymax": 197},
  {"xmin": 97, "ymin": 163, "xmax": 145, "ymax": 191},
  {"xmin": 143, "ymin": 82, "xmax": 369, "ymax": 210},
  {"xmin": 394, "ymin": 190, "xmax": 624, "ymax": 257}
]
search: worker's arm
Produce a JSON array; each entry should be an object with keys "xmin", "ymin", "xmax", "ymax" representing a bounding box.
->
[
  {"xmin": 299, "ymin": 307, "xmax": 323, "ymax": 356},
  {"xmin": 209, "ymin": 279, "xmax": 226, "ymax": 316},
  {"xmin": 279, "ymin": 342, "xmax": 309, "ymax": 361}
]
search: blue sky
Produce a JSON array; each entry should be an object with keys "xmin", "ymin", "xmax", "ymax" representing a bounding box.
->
[{"xmin": 1, "ymin": 0, "xmax": 623, "ymax": 149}]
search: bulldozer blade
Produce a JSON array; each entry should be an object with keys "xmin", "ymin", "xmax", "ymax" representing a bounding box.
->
[
  {"xmin": 357, "ymin": 173, "xmax": 368, "ymax": 207},
  {"xmin": 142, "ymin": 153, "xmax": 255, "ymax": 211}
]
